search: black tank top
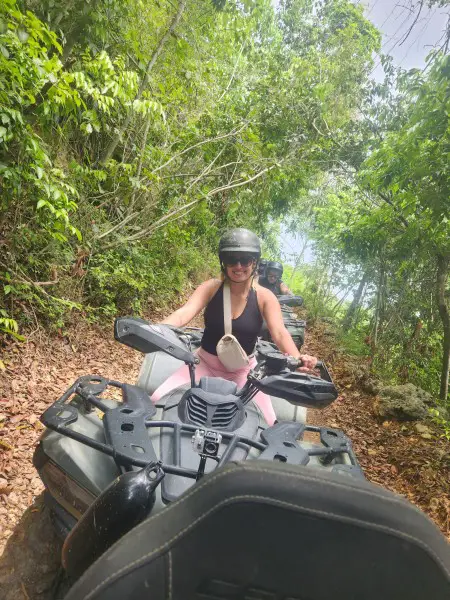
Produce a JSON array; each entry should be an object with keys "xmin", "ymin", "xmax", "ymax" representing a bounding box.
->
[
  {"xmin": 259, "ymin": 276, "xmax": 282, "ymax": 296},
  {"xmin": 201, "ymin": 283, "xmax": 263, "ymax": 356}
]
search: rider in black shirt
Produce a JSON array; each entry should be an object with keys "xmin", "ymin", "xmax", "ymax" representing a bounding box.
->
[{"xmin": 259, "ymin": 261, "xmax": 292, "ymax": 296}]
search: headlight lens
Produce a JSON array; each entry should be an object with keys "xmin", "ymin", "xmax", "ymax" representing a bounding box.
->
[{"xmin": 39, "ymin": 460, "xmax": 96, "ymax": 519}]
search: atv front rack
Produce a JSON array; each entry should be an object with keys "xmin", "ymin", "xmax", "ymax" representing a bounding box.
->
[{"xmin": 40, "ymin": 376, "xmax": 363, "ymax": 481}]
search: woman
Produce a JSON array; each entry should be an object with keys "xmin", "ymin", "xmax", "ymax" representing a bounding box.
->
[{"xmin": 152, "ymin": 228, "xmax": 317, "ymax": 425}]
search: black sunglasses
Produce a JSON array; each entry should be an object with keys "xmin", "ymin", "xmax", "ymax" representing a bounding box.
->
[{"xmin": 222, "ymin": 255, "xmax": 256, "ymax": 267}]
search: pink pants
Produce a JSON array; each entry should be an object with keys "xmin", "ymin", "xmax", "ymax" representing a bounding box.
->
[{"xmin": 151, "ymin": 348, "xmax": 276, "ymax": 425}]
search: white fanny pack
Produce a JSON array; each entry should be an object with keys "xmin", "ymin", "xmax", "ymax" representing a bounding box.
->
[{"xmin": 216, "ymin": 282, "xmax": 250, "ymax": 372}]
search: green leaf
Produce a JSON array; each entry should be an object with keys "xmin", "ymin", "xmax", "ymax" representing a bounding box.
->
[
  {"xmin": 36, "ymin": 199, "xmax": 47, "ymax": 209},
  {"xmin": 16, "ymin": 28, "xmax": 30, "ymax": 43},
  {"xmin": 4, "ymin": 329, "xmax": 25, "ymax": 342}
]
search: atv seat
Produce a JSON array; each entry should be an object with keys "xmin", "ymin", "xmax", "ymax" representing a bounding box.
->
[{"xmin": 65, "ymin": 461, "xmax": 450, "ymax": 600}]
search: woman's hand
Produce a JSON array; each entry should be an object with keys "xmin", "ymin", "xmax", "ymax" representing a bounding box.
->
[{"xmin": 297, "ymin": 354, "xmax": 318, "ymax": 372}]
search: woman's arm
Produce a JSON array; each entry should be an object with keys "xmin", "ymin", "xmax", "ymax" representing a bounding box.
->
[
  {"xmin": 280, "ymin": 281, "xmax": 293, "ymax": 295},
  {"xmin": 161, "ymin": 279, "xmax": 221, "ymax": 327},
  {"xmin": 258, "ymin": 287, "xmax": 317, "ymax": 371}
]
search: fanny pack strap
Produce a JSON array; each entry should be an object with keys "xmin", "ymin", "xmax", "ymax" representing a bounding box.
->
[{"xmin": 223, "ymin": 282, "xmax": 232, "ymax": 335}]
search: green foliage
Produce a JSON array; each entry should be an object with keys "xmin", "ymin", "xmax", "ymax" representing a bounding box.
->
[
  {"xmin": 0, "ymin": 0, "xmax": 384, "ymax": 339},
  {"xmin": 284, "ymin": 263, "xmax": 338, "ymax": 323},
  {"xmin": 0, "ymin": 0, "xmax": 80, "ymax": 241},
  {"xmin": 0, "ymin": 308, "xmax": 23, "ymax": 340},
  {"xmin": 429, "ymin": 408, "xmax": 450, "ymax": 443},
  {"xmin": 86, "ymin": 228, "xmax": 217, "ymax": 317},
  {"xmin": 337, "ymin": 329, "xmax": 370, "ymax": 358},
  {"xmin": 289, "ymin": 52, "xmax": 450, "ymax": 404}
]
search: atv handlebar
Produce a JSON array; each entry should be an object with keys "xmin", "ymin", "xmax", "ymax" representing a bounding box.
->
[{"xmin": 114, "ymin": 317, "xmax": 337, "ymax": 407}]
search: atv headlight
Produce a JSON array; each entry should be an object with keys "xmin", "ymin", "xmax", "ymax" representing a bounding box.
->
[{"xmin": 39, "ymin": 459, "xmax": 96, "ymax": 519}]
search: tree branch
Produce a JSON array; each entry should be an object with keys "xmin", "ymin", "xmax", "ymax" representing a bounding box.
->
[
  {"xmin": 0, "ymin": 274, "xmax": 59, "ymax": 287},
  {"xmin": 99, "ymin": 0, "xmax": 187, "ymax": 165},
  {"xmin": 100, "ymin": 163, "xmax": 277, "ymax": 249},
  {"xmin": 399, "ymin": 0, "xmax": 424, "ymax": 46},
  {"xmin": 217, "ymin": 43, "xmax": 245, "ymax": 104},
  {"xmin": 151, "ymin": 124, "xmax": 247, "ymax": 175},
  {"xmin": 378, "ymin": 191, "xmax": 409, "ymax": 227}
]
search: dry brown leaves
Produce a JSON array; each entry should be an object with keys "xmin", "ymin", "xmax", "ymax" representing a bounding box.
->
[
  {"xmin": 303, "ymin": 317, "xmax": 450, "ymax": 541},
  {"xmin": 0, "ymin": 319, "xmax": 142, "ymax": 557}
]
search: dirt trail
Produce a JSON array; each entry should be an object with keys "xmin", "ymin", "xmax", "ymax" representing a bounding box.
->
[
  {"xmin": 301, "ymin": 318, "xmax": 450, "ymax": 540},
  {"xmin": 0, "ymin": 314, "xmax": 449, "ymax": 598}
]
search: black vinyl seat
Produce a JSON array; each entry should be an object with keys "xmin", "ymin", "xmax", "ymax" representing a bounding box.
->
[{"xmin": 65, "ymin": 461, "xmax": 450, "ymax": 600}]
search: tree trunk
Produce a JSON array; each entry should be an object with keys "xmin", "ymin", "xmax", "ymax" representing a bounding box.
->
[
  {"xmin": 129, "ymin": 116, "xmax": 152, "ymax": 208},
  {"xmin": 331, "ymin": 285, "xmax": 353, "ymax": 315},
  {"xmin": 288, "ymin": 237, "xmax": 308, "ymax": 284},
  {"xmin": 437, "ymin": 254, "xmax": 450, "ymax": 402},
  {"xmin": 342, "ymin": 272, "xmax": 368, "ymax": 332},
  {"xmin": 405, "ymin": 319, "xmax": 423, "ymax": 353},
  {"xmin": 98, "ymin": 0, "xmax": 187, "ymax": 165},
  {"xmin": 371, "ymin": 267, "xmax": 385, "ymax": 356}
]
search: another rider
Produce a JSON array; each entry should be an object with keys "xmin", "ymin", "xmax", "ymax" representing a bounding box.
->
[
  {"xmin": 151, "ymin": 229, "xmax": 317, "ymax": 425},
  {"xmin": 256, "ymin": 258, "xmax": 268, "ymax": 282},
  {"xmin": 259, "ymin": 261, "xmax": 293, "ymax": 296}
]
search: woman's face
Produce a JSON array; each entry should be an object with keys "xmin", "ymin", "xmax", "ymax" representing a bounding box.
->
[
  {"xmin": 223, "ymin": 253, "xmax": 256, "ymax": 283},
  {"xmin": 267, "ymin": 269, "xmax": 279, "ymax": 284}
]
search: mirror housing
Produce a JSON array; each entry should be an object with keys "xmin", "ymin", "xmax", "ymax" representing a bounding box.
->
[{"xmin": 114, "ymin": 317, "xmax": 197, "ymax": 365}]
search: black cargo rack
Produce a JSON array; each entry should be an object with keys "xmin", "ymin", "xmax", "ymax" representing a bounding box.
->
[{"xmin": 40, "ymin": 376, "xmax": 362, "ymax": 481}]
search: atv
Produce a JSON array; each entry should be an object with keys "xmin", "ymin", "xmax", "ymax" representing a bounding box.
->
[
  {"xmin": 62, "ymin": 456, "xmax": 450, "ymax": 600},
  {"xmin": 260, "ymin": 294, "xmax": 306, "ymax": 349},
  {"xmin": 33, "ymin": 316, "xmax": 362, "ymax": 580}
]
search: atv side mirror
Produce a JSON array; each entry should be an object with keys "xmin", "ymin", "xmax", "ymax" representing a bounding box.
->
[
  {"xmin": 114, "ymin": 317, "xmax": 197, "ymax": 365},
  {"xmin": 277, "ymin": 295, "xmax": 303, "ymax": 307}
]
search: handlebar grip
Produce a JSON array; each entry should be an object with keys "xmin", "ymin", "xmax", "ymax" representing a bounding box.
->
[
  {"xmin": 287, "ymin": 358, "xmax": 324, "ymax": 372},
  {"xmin": 287, "ymin": 357, "xmax": 302, "ymax": 370}
]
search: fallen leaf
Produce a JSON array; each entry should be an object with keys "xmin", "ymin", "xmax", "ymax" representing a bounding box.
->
[
  {"xmin": 9, "ymin": 414, "xmax": 24, "ymax": 424},
  {"xmin": 415, "ymin": 423, "xmax": 431, "ymax": 434},
  {"xmin": 21, "ymin": 582, "xmax": 30, "ymax": 600}
]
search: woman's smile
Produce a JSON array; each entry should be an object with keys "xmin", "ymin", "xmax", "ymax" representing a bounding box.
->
[{"xmin": 229, "ymin": 266, "xmax": 249, "ymax": 279}]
